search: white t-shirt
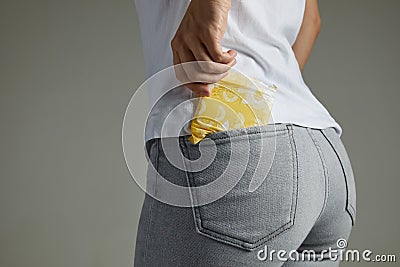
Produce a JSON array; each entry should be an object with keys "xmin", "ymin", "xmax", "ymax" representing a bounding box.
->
[{"xmin": 134, "ymin": 0, "xmax": 342, "ymax": 141}]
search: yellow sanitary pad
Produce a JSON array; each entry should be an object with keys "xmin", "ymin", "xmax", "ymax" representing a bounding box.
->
[{"xmin": 189, "ymin": 71, "xmax": 278, "ymax": 144}]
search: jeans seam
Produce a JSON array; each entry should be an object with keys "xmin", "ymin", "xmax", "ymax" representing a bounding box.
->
[
  {"xmin": 143, "ymin": 139, "xmax": 159, "ymax": 265},
  {"xmin": 287, "ymin": 124, "xmax": 299, "ymax": 231},
  {"xmin": 306, "ymin": 128, "xmax": 329, "ymax": 225},
  {"xmin": 179, "ymin": 136, "xmax": 202, "ymax": 237},
  {"xmin": 320, "ymin": 130, "xmax": 356, "ymax": 225},
  {"xmin": 154, "ymin": 139, "xmax": 159, "ymax": 198}
]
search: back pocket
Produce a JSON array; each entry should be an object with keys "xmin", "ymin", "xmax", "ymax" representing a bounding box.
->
[{"xmin": 180, "ymin": 125, "xmax": 299, "ymax": 251}]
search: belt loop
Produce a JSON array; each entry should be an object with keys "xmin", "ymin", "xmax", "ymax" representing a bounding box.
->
[{"xmin": 286, "ymin": 123, "xmax": 294, "ymax": 133}]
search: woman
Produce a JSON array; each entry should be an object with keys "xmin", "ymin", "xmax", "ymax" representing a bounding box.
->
[{"xmin": 134, "ymin": 0, "xmax": 356, "ymax": 266}]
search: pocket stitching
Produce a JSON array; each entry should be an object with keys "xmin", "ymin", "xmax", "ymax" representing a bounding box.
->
[
  {"xmin": 185, "ymin": 125, "xmax": 299, "ymax": 251},
  {"xmin": 200, "ymin": 128, "xmax": 289, "ymax": 144}
]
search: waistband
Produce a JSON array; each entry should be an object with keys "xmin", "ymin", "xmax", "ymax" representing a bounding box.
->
[
  {"xmin": 145, "ymin": 123, "xmax": 339, "ymax": 156},
  {"xmin": 190, "ymin": 123, "xmax": 338, "ymax": 142}
]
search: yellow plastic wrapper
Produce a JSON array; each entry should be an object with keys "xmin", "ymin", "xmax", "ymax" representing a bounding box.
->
[{"xmin": 189, "ymin": 71, "xmax": 278, "ymax": 144}]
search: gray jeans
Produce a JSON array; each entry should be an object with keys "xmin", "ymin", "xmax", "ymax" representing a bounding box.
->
[{"xmin": 134, "ymin": 123, "xmax": 356, "ymax": 266}]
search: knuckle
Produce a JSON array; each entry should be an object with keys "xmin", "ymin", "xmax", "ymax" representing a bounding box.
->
[
  {"xmin": 171, "ymin": 37, "xmax": 182, "ymax": 49},
  {"xmin": 215, "ymin": 54, "xmax": 225, "ymax": 62},
  {"xmin": 170, "ymin": 37, "xmax": 176, "ymax": 47}
]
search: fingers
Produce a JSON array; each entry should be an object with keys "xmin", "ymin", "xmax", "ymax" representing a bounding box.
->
[
  {"xmin": 203, "ymin": 39, "xmax": 237, "ymax": 64},
  {"xmin": 172, "ymin": 49, "xmax": 216, "ymax": 96},
  {"xmin": 173, "ymin": 46, "xmax": 235, "ymax": 83},
  {"xmin": 172, "ymin": 38, "xmax": 238, "ymax": 97},
  {"xmin": 188, "ymin": 70, "xmax": 230, "ymax": 97},
  {"xmin": 190, "ymin": 41, "xmax": 213, "ymax": 62},
  {"xmin": 188, "ymin": 83, "xmax": 214, "ymax": 97},
  {"xmin": 183, "ymin": 40, "xmax": 234, "ymax": 74},
  {"xmin": 172, "ymin": 49, "xmax": 190, "ymax": 85},
  {"xmin": 226, "ymin": 56, "xmax": 237, "ymax": 67},
  {"xmin": 226, "ymin": 49, "xmax": 238, "ymax": 59}
]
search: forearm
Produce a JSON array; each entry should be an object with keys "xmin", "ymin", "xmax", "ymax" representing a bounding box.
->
[
  {"xmin": 208, "ymin": 0, "xmax": 231, "ymax": 7},
  {"xmin": 292, "ymin": 0, "xmax": 321, "ymax": 71}
]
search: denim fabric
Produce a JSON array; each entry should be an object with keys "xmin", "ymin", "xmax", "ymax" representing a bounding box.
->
[{"xmin": 134, "ymin": 123, "xmax": 356, "ymax": 267}]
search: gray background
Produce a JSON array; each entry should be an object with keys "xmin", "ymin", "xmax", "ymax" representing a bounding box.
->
[{"xmin": 0, "ymin": 0, "xmax": 399, "ymax": 266}]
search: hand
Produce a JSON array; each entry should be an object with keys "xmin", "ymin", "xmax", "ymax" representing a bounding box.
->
[{"xmin": 171, "ymin": 0, "xmax": 237, "ymax": 97}]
